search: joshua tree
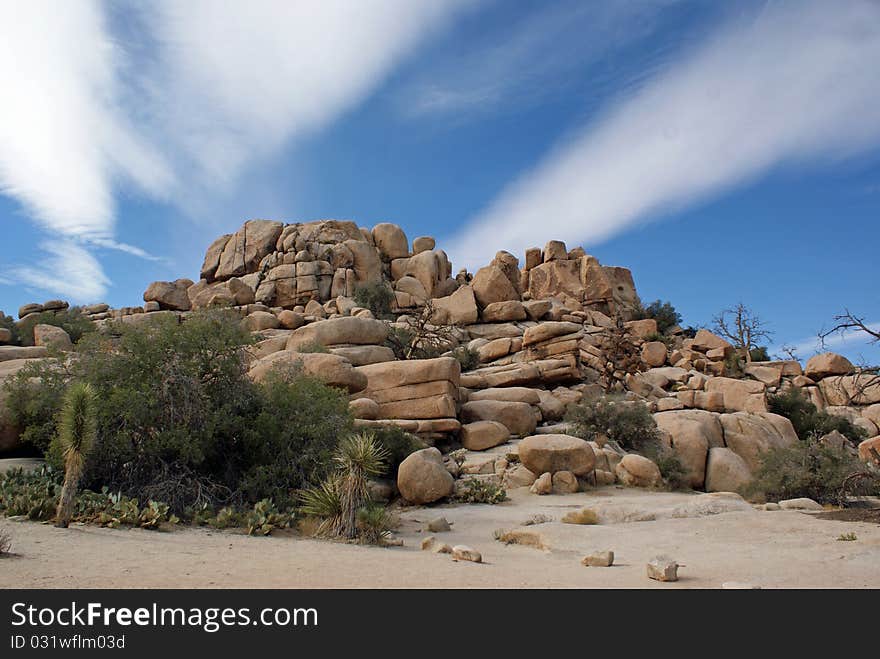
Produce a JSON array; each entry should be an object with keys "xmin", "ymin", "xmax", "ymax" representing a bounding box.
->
[
  {"xmin": 712, "ymin": 303, "xmax": 772, "ymax": 363},
  {"xmin": 54, "ymin": 382, "xmax": 98, "ymax": 528}
]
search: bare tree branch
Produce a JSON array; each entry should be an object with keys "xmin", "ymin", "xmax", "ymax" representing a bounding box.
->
[{"xmin": 712, "ymin": 303, "xmax": 772, "ymax": 363}]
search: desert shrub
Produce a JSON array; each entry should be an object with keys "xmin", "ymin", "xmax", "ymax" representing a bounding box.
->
[
  {"xmin": 16, "ymin": 308, "xmax": 95, "ymax": 346},
  {"xmin": 453, "ymin": 478, "xmax": 507, "ymax": 504},
  {"xmin": 644, "ymin": 332, "xmax": 674, "ymax": 348},
  {"xmin": 356, "ymin": 503, "xmax": 396, "ymax": 544},
  {"xmin": 369, "ymin": 426, "xmax": 425, "ymax": 479},
  {"xmin": 3, "ymin": 310, "xmax": 353, "ymax": 513},
  {"xmin": 768, "ymin": 388, "xmax": 866, "ymax": 444},
  {"xmin": 353, "ymin": 282, "xmax": 395, "ymax": 319},
  {"xmin": 0, "ymin": 311, "xmax": 19, "ymax": 345},
  {"xmin": 638, "ymin": 300, "xmax": 681, "ymax": 334},
  {"xmin": 749, "ymin": 346, "xmax": 770, "ymax": 362},
  {"xmin": 451, "ymin": 345, "xmax": 480, "ymax": 371},
  {"xmin": 565, "ymin": 393, "xmax": 660, "ymax": 452},
  {"xmin": 745, "ymin": 439, "xmax": 879, "ymax": 504},
  {"xmin": 0, "ymin": 529, "xmax": 11, "ymax": 555},
  {"xmin": 641, "ymin": 442, "xmax": 690, "ymax": 490}
]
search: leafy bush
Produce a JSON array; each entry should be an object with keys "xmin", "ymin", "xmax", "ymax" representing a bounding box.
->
[
  {"xmin": 565, "ymin": 393, "xmax": 660, "ymax": 452},
  {"xmin": 641, "ymin": 442, "xmax": 690, "ymax": 490},
  {"xmin": 353, "ymin": 282, "xmax": 395, "ymax": 319},
  {"xmin": 16, "ymin": 308, "xmax": 95, "ymax": 346},
  {"xmin": 749, "ymin": 346, "xmax": 770, "ymax": 362},
  {"xmin": 451, "ymin": 345, "xmax": 480, "ymax": 371},
  {"xmin": 3, "ymin": 310, "xmax": 353, "ymax": 513},
  {"xmin": 638, "ymin": 300, "xmax": 681, "ymax": 334},
  {"xmin": 453, "ymin": 478, "xmax": 507, "ymax": 504},
  {"xmin": 644, "ymin": 332, "xmax": 674, "ymax": 348},
  {"xmin": 745, "ymin": 439, "xmax": 879, "ymax": 504},
  {"xmin": 296, "ymin": 341, "xmax": 330, "ymax": 353},
  {"xmin": 0, "ymin": 311, "xmax": 19, "ymax": 345},
  {"xmin": 356, "ymin": 503, "xmax": 396, "ymax": 544},
  {"xmin": 369, "ymin": 426, "xmax": 424, "ymax": 479},
  {"xmin": 768, "ymin": 388, "xmax": 867, "ymax": 444}
]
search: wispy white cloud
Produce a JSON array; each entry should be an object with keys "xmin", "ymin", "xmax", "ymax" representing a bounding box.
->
[
  {"xmin": 140, "ymin": 0, "xmax": 474, "ymax": 204},
  {"xmin": 400, "ymin": 0, "xmax": 681, "ymax": 119},
  {"xmin": 448, "ymin": 0, "xmax": 880, "ymax": 269},
  {"xmin": 0, "ymin": 0, "xmax": 472, "ymax": 301},
  {"xmin": 9, "ymin": 241, "xmax": 111, "ymax": 303},
  {"xmin": 0, "ymin": 1, "xmax": 171, "ymax": 236}
]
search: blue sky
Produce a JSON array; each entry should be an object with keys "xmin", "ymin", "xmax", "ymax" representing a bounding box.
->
[{"xmin": 0, "ymin": 0, "xmax": 878, "ymax": 363}]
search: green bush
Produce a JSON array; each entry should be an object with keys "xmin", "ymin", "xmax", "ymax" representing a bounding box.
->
[
  {"xmin": 353, "ymin": 282, "xmax": 395, "ymax": 319},
  {"xmin": 768, "ymin": 388, "xmax": 867, "ymax": 444},
  {"xmin": 369, "ymin": 425, "xmax": 425, "ymax": 479},
  {"xmin": 565, "ymin": 393, "xmax": 660, "ymax": 452},
  {"xmin": 0, "ymin": 311, "xmax": 19, "ymax": 345},
  {"xmin": 451, "ymin": 345, "xmax": 480, "ymax": 371},
  {"xmin": 638, "ymin": 300, "xmax": 681, "ymax": 334},
  {"xmin": 745, "ymin": 439, "xmax": 879, "ymax": 504},
  {"xmin": 16, "ymin": 308, "xmax": 95, "ymax": 346},
  {"xmin": 3, "ymin": 310, "xmax": 353, "ymax": 513},
  {"xmin": 641, "ymin": 442, "xmax": 690, "ymax": 491},
  {"xmin": 749, "ymin": 346, "xmax": 770, "ymax": 362},
  {"xmin": 453, "ymin": 478, "xmax": 507, "ymax": 504}
]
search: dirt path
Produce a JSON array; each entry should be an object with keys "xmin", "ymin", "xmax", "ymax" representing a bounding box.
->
[{"xmin": 2, "ymin": 488, "xmax": 879, "ymax": 588}]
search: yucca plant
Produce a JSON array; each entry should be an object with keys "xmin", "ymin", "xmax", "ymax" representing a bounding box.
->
[
  {"xmin": 335, "ymin": 432, "xmax": 388, "ymax": 539},
  {"xmin": 299, "ymin": 432, "xmax": 388, "ymax": 540},
  {"xmin": 54, "ymin": 382, "xmax": 98, "ymax": 528}
]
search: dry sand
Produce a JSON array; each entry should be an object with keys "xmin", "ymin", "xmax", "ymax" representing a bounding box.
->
[{"xmin": 2, "ymin": 487, "xmax": 879, "ymax": 589}]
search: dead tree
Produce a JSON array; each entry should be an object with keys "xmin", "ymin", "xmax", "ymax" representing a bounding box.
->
[
  {"xmin": 712, "ymin": 303, "xmax": 772, "ymax": 363},
  {"xmin": 818, "ymin": 308, "xmax": 880, "ymax": 404}
]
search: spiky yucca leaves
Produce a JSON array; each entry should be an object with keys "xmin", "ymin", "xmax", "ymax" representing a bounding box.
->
[
  {"xmin": 298, "ymin": 476, "xmax": 343, "ymax": 537},
  {"xmin": 335, "ymin": 433, "xmax": 389, "ymax": 539},
  {"xmin": 356, "ymin": 504, "xmax": 394, "ymax": 544},
  {"xmin": 300, "ymin": 432, "xmax": 388, "ymax": 540},
  {"xmin": 54, "ymin": 383, "xmax": 98, "ymax": 528}
]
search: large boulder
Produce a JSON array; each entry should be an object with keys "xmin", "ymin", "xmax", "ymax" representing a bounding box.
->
[
  {"xmin": 615, "ymin": 454, "xmax": 662, "ymax": 488},
  {"xmin": 32, "ymin": 325, "xmax": 72, "ymax": 351},
  {"xmin": 805, "ymin": 352, "xmax": 854, "ymax": 380},
  {"xmin": 329, "ymin": 345, "xmax": 396, "ymax": 366},
  {"xmin": 691, "ymin": 329, "xmax": 733, "ymax": 353},
  {"xmin": 188, "ymin": 277, "xmax": 255, "ymax": 309},
  {"xmin": 143, "ymin": 279, "xmax": 194, "ymax": 311},
  {"xmin": 705, "ymin": 377, "xmax": 767, "ymax": 413},
  {"xmin": 397, "ymin": 448, "xmax": 454, "ymax": 504},
  {"xmin": 654, "ymin": 410, "xmax": 724, "ymax": 488},
  {"xmin": 431, "ymin": 285, "xmax": 478, "ymax": 326},
  {"xmin": 472, "ymin": 265, "xmax": 519, "ymax": 308},
  {"xmin": 0, "ymin": 346, "xmax": 48, "ymax": 362},
  {"xmin": 704, "ymin": 447, "xmax": 752, "ymax": 493},
  {"xmin": 460, "ymin": 421, "xmax": 510, "ymax": 451},
  {"xmin": 481, "ymin": 300, "xmax": 527, "ymax": 323},
  {"xmin": 517, "ymin": 434, "xmax": 595, "ymax": 476},
  {"xmin": 200, "ymin": 233, "xmax": 232, "ymax": 282},
  {"xmin": 641, "ymin": 341, "xmax": 668, "ymax": 368},
  {"xmin": 522, "ymin": 321, "xmax": 581, "ymax": 347},
  {"xmin": 460, "ymin": 400, "xmax": 537, "ymax": 437},
  {"xmin": 468, "ymin": 387, "xmax": 542, "ymax": 405},
  {"xmin": 286, "ymin": 317, "xmax": 389, "ymax": 350},
  {"xmin": 357, "ymin": 356, "xmax": 460, "ymax": 394},
  {"xmin": 719, "ymin": 412, "xmax": 798, "ymax": 472},
  {"xmin": 819, "ymin": 375, "xmax": 880, "ymax": 406},
  {"xmin": 247, "ymin": 350, "xmax": 367, "ymax": 393},
  {"xmin": 215, "ymin": 220, "xmax": 284, "ymax": 280},
  {"xmin": 371, "ymin": 223, "xmax": 409, "ymax": 260}
]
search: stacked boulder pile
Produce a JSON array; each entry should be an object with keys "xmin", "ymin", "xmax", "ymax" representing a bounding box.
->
[{"xmin": 2, "ymin": 217, "xmax": 879, "ymax": 505}]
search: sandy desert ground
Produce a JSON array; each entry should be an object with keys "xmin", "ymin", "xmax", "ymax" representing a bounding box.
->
[{"xmin": 2, "ymin": 487, "xmax": 879, "ymax": 589}]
